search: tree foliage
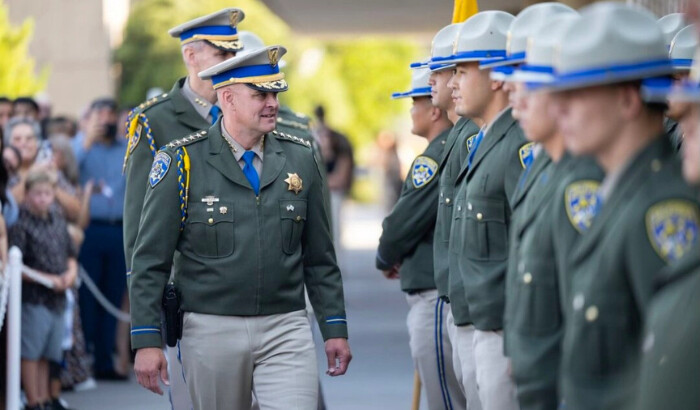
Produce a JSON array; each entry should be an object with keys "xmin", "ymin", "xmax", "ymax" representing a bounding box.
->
[
  {"xmin": 115, "ymin": 0, "xmax": 422, "ymax": 148},
  {"xmin": 0, "ymin": 2, "xmax": 48, "ymax": 97}
]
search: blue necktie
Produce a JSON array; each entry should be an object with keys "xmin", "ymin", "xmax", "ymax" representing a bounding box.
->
[
  {"xmin": 468, "ymin": 129, "xmax": 485, "ymax": 170},
  {"xmin": 242, "ymin": 151, "xmax": 260, "ymax": 195},
  {"xmin": 209, "ymin": 105, "xmax": 221, "ymax": 124}
]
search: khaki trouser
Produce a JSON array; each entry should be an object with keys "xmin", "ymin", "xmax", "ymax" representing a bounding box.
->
[
  {"xmin": 406, "ymin": 290, "xmax": 467, "ymax": 410},
  {"xmin": 179, "ymin": 310, "xmax": 319, "ymax": 410},
  {"xmin": 453, "ymin": 322, "xmax": 482, "ymax": 410},
  {"xmin": 472, "ymin": 330, "xmax": 519, "ymax": 410}
]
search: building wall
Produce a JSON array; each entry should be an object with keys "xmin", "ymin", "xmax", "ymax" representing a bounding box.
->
[{"xmin": 6, "ymin": 0, "xmax": 114, "ymax": 117}]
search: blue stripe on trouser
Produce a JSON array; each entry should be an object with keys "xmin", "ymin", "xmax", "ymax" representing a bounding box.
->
[
  {"xmin": 176, "ymin": 341, "xmax": 193, "ymax": 410},
  {"xmin": 435, "ymin": 299, "xmax": 453, "ymax": 410},
  {"xmin": 439, "ymin": 300, "xmax": 453, "ymax": 410}
]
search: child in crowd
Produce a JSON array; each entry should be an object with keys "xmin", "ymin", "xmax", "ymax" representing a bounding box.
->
[{"xmin": 9, "ymin": 169, "xmax": 77, "ymax": 410}]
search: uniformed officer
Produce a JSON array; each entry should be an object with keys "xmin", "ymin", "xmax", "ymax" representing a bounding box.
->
[
  {"xmin": 657, "ymin": 13, "xmax": 690, "ymax": 149},
  {"xmin": 376, "ymin": 67, "xmax": 465, "ymax": 410},
  {"xmin": 638, "ymin": 67, "xmax": 700, "ymax": 409},
  {"xmin": 129, "ymin": 46, "xmax": 351, "ymax": 410},
  {"xmin": 504, "ymin": 10, "xmax": 603, "ymax": 410},
  {"xmin": 441, "ymin": 11, "xmax": 527, "ymax": 410},
  {"xmin": 237, "ymin": 30, "xmax": 331, "ymax": 218},
  {"xmin": 124, "ymin": 8, "xmax": 245, "ymax": 271},
  {"xmin": 424, "ymin": 22, "xmax": 482, "ymax": 409},
  {"xmin": 122, "ymin": 9, "xmax": 244, "ymax": 409},
  {"xmin": 542, "ymin": 3, "xmax": 700, "ymax": 408}
]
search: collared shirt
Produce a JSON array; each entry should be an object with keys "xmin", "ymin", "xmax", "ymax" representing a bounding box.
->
[
  {"xmin": 482, "ymin": 106, "xmax": 511, "ymax": 138},
  {"xmin": 73, "ymin": 133, "xmax": 127, "ymax": 221},
  {"xmin": 220, "ymin": 122, "xmax": 264, "ymax": 177},
  {"xmin": 9, "ymin": 206, "xmax": 77, "ymax": 311},
  {"xmin": 598, "ymin": 156, "xmax": 634, "ymax": 203},
  {"xmin": 182, "ymin": 77, "xmax": 217, "ymax": 123}
]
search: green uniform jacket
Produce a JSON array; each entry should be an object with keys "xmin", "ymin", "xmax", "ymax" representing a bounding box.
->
[
  {"xmin": 376, "ymin": 128, "xmax": 449, "ymax": 292},
  {"xmin": 638, "ymin": 246, "xmax": 700, "ymax": 410},
  {"xmin": 504, "ymin": 154, "xmax": 603, "ymax": 410},
  {"xmin": 560, "ymin": 136, "xmax": 700, "ymax": 410},
  {"xmin": 450, "ymin": 108, "xmax": 528, "ymax": 329},
  {"xmin": 129, "ymin": 121, "xmax": 348, "ymax": 350},
  {"xmin": 434, "ymin": 118, "xmax": 481, "ymax": 299},
  {"xmin": 123, "ymin": 78, "xmax": 210, "ymax": 273},
  {"xmin": 276, "ymin": 105, "xmax": 332, "ymax": 223}
]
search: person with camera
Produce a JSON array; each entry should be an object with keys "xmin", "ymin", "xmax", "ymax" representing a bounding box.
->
[{"xmin": 72, "ymin": 97, "xmax": 129, "ymax": 380}]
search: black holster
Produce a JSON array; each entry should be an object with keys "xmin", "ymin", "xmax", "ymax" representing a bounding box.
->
[{"xmin": 162, "ymin": 283, "xmax": 183, "ymax": 347}]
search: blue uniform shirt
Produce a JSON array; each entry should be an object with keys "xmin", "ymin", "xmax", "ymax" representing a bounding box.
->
[{"xmin": 74, "ymin": 132, "xmax": 127, "ymax": 221}]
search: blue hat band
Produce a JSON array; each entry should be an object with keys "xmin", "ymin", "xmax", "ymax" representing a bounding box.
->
[
  {"xmin": 432, "ymin": 49, "xmax": 507, "ymax": 64},
  {"xmin": 480, "ymin": 52, "xmax": 527, "ymax": 69},
  {"xmin": 550, "ymin": 59, "xmax": 674, "ymax": 89},
  {"xmin": 211, "ymin": 64, "xmax": 282, "ymax": 88},
  {"xmin": 410, "ymin": 61, "xmax": 428, "ymax": 69},
  {"xmin": 391, "ymin": 87, "xmax": 432, "ymax": 99},
  {"xmin": 180, "ymin": 25, "xmax": 238, "ymax": 42},
  {"xmin": 672, "ymin": 58, "xmax": 693, "ymax": 69}
]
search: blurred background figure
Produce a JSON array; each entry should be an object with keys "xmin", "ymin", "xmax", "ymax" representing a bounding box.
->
[
  {"xmin": 375, "ymin": 130, "xmax": 403, "ymax": 211},
  {"xmin": 0, "ymin": 97, "xmax": 13, "ymax": 130},
  {"xmin": 73, "ymin": 97, "xmax": 128, "ymax": 381},
  {"xmin": 12, "ymin": 97, "xmax": 40, "ymax": 122},
  {"xmin": 315, "ymin": 105, "xmax": 354, "ymax": 251}
]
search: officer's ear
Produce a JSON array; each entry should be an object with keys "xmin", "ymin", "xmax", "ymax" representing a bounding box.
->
[
  {"xmin": 219, "ymin": 88, "xmax": 235, "ymax": 111},
  {"xmin": 490, "ymin": 80, "xmax": 505, "ymax": 92},
  {"xmin": 617, "ymin": 83, "xmax": 647, "ymax": 120},
  {"xmin": 429, "ymin": 105, "xmax": 442, "ymax": 122}
]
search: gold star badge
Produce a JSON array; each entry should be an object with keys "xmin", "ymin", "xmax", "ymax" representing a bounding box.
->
[{"xmin": 284, "ymin": 173, "xmax": 303, "ymax": 194}]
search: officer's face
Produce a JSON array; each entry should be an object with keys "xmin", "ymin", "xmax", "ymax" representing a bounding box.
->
[
  {"xmin": 451, "ymin": 62, "xmax": 492, "ymax": 118},
  {"xmin": 553, "ymin": 86, "xmax": 622, "ymax": 156},
  {"xmin": 680, "ymin": 104, "xmax": 700, "ymax": 185},
  {"xmin": 194, "ymin": 43, "xmax": 236, "ymax": 73},
  {"xmin": 228, "ymin": 85, "xmax": 279, "ymax": 134},
  {"xmin": 410, "ymin": 97, "xmax": 434, "ymax": 138},
  {"xmin": 509, "ymin": 82, "xmax": 527, "ymax": 120},
  {"xmin": 667, "ymin": 72, "xmax": 692, "ymax": 121},
  {"xmin": 519, "ymin": 90, "xmax": 558, "ymax": 143},
  {"xmin": 429, "ymin": 69, "xmax": 454, "ymax": 110}
]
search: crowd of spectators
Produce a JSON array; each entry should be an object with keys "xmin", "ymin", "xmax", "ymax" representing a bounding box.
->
[{"xmin": 0, "ymin": 95, "xmax": 130, "ymax": 410}]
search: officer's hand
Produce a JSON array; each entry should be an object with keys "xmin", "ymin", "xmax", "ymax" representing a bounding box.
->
[
  {"xmin": 382, "ymin": 264, "xmax": 400, "ymax": 280},
  {"xmin": 134, "ymin": 347, "xmax": 169, "ymax": 395},
  {"xmin": 325, "ymin": 338, "xmax": 352, "ymax": 377}
]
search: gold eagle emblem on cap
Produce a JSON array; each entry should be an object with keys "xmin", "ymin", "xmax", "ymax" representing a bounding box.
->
[
  {"xmin": 284, "ymin": 173, "xmax": 302, "ymax": 194},
  {"xmin": 268, "ymin": 48, "xmax": 279, "ymax": 67},
  {"xmin": 229, "ymin": 10, "xmax": 240, "ymax": 27}
]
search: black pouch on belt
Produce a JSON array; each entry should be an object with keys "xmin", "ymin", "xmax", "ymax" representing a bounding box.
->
[{"xmin": 162, "ymin": 283, "xmax": 181, "ymax": 347}]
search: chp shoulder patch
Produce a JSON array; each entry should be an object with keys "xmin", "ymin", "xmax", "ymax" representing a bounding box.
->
[
  {"xmin": 149, "ymin": 151, "xmax": 172, "ymax": 188},
  {"xmin": 465, "ymin": 133, "xmax": 478, "ymax": 153},
  {"xmin": 412, "ymin": 156, "xmax": 438, "ymax": 188},
  {"xmin": 565, "ymin": 180, "xmax": 601, "ymax": 234},
  {"xmin": 646, "ymin": 200, "xmax": 700, "ymax": 263},
  {"xmin": 519, "ymin": 142, "xmax": 535, "ymax": 169}
]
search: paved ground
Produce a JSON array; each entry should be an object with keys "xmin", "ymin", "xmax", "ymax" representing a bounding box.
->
[{"xmin": 63, "ymin": 203, "xmax": 424, "ymax": 410}]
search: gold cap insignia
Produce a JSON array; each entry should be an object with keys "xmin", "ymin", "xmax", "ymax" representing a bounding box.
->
[
  {"xmin": 230, "ymin": 11, "xmax": 240, "ymax": 27},
  {"xmin": 284, "ymin": 173, "xmax": 303, "ymax": 194},
  {"xmin": 268, "ymin": 48, "xmax": 279, "ymax": 67}
]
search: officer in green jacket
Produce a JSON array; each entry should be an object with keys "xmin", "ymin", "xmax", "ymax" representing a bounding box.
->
[
  {"xmin": 637, "ymin": 56, "xmax": 700, "ymax": 410},
  {"xmin": 501, "ymin": 11, "xmax": 601, "ymax": 410},
  {"xmin": 542, "ymin": 4, "xmax": 700, "ymax": 409},
  {"xmin": 442, "ymin": 10, "xmax": 527, "ymax": 410},
  {"xmin": 123, "ymin": 8, "xmax": 244, "ymax": 273},
  {"xmin": 121, "ymin": 10, "xmax": 243, "ymax": 409},
  {"xmin": 129, "ymin": 46, "xmax": 351, "ymax": 410},
  {"xmin": 423, "ymin": 21, "xmax": 482, "ymax": 409},
  {"xmin": 376, "ymin": 67, "xmax": 465, "ymax": 410}
]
